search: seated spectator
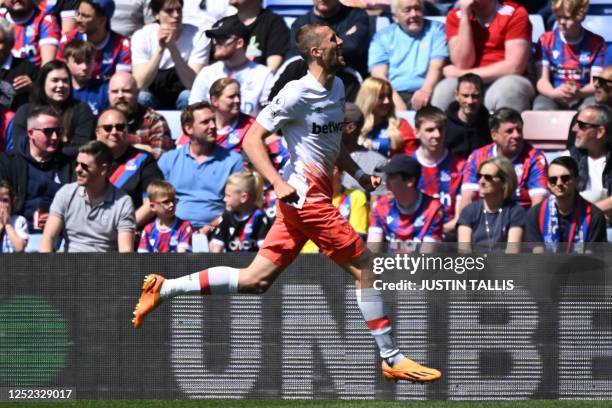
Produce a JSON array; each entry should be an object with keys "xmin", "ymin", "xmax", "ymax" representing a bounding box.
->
[
  {"xmin": 38, "ymin": 0, "xmax": 79, "ymax": 34},
  {"xmin": 40, "ymin": 140, "xmax": 136, "ymax": 252},
  {"xmin": 58, "ymin": 0, "xmax": 131, "ymax": 81},
  {"xmin": 210, "ymin": 171, "xmax": 270, "ymax": 252},
  {"xmin": 0, "ymin": 180, "xmax": 27, "ymax": 252},
  {"xmin": 64, "ymin": 39, "xmax": 109, "ymax": 115},
  {"xmin": 0, "ymin": 106, "xmax": 14, "ymax": 151},
  {"xmin": 108, "ymin": 72, "xmax": 173, "ymax": 159},
  {"xmin": 460, "ymin": 108, "xmax": 548, "ymax": 211},
  {"xmin": 445, "ymin": 73, "xmax": 492, "ymax": 159},
  {"xmin": 525, "ymin": 156, "xmax": 607, "ymax": 253},
  {"xmin": 218, "ymin": 1, "xmax": 289, "ymax": 72},
  {"xmin": 430, "ymin": 0, "xmax": 535, "ymax": 112},
  {"xmin": 412, "ymin": 106, "xmax": 465, "ymax": 235},
  {"xmin": 287, "ymin": 0, "xmax": 370, "ymax": 79},
  {"xmin": 132, "ymin": 0, "xmax": 210, "ymax": 110},
  {"xmin": 302, "ymin": 165, "xmax": 368, "ymax": 252},
  {"xmin": 593, "ymin": 66, "xmax": 612, "ymax": 108},
  {"xmin": 138, "ymin": 179, "xmax": 192, "ymax": 253},
  {"xmin": 12, "ymin": 60, "xmax": 96, "ymax": 158},
  {"xmin": 355, "ymin": 77, "xmax": 417, "ymax": 157},
  {"xmin": 368, "ymin": 0, "xmax": 447, "ymax": 110},
  {"xmin": 158, "ymin": 102, "xmax": 243, "ymax": 231},
  {"xmin": 457, "ymin": 156, "xmax": 525, "ymax": 252},
  {"xmin": 566, "ymin": 104, "xmax": 612, "ymax": 215},
  {"xmin": 185, "ymin": 0, "xmax": 234, "ymax": 22},
  {"xmin": 340, "ymin": 0, "xmax": 446, "ymax": 15},
  {"xmin": 0, "ymin": 106, "xmax": 75, "ymax": 235},
  {"xmin": 95, "ymin": 107, "xmax": 162, "ymax": 227},
  {"xmin": 0, "ymin": 0, "xmax": 60, "ymax": 66},
  {"xmin": 205, "ymin": 77, "xmax": 256, "ymax": 153},
  {"xmin": 111, "ymin": 0, "xmax": 154, "ymax": 37},
  {"xmin": 533, "ymin": 0, "xmax": 605, "ymax": 110},
  {"xmin": 189, "ymin": 18, "xmax": 273, "ymax": 116},
  {"xmin": 368, "ymin": 154, "xmax": 443, "ymax": 253},
  {"xmin": 0, "ymin": 18, "xmax": 36, "ymax": 111}
]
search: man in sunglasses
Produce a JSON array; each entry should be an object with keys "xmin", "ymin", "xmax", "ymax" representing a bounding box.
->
[
  {"xmin": 0, "ymin": 106, "xmax": 75, "ymax": 250},
  {"xmin": 95, "ymin": 108, "xmax": 163, "ymax": 228},
  {"xmin": 524, "ymin": 156, "xmax": 607, "ymax": 253},
  {"xmin": 594, "ymin": 67, "xmax": 612, "ymax": 108}
]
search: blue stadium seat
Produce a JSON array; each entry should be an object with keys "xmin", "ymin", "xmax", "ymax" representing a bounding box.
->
[
  {"xmin": 396, "ymin": 110, "xmax": 416, "ymax": 128},
  {"xmin": 583, "ymin": 15, "xmax": 612, "ymax": 41},
  {"xmin": 588, "ymin": 0, "xmax": 612, "ymax": 16},
  {"xmin": 158, "ymin": 110, "xmax": 183, "ymax": 141},
  {"xmin": 263, "ymin": 0, "xmax": 310, "ymax": 16},
  {"xmin": 529, "ymin": 14, "xmax": 545, "ymax": 43}
]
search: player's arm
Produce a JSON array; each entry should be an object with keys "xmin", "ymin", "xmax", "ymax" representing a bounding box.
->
[{"xmin": 337, "ymin": 143, "xmax": 381, "ymax": 192}]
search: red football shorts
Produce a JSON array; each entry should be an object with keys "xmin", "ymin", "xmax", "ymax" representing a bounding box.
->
[{"xmin": 258, "ymin": 199, "xmax": 366, "ymax": 269}]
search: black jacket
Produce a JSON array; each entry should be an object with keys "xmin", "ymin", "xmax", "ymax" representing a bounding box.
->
[
  {"xmin": 570, "ymin": 146, "xmax": 612, "ymax": 195},
  {"xmin": 445, "ymin": 101, "xmax": 492, "ymax": 159}
]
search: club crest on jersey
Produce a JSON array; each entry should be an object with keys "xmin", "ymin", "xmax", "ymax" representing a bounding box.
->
[
  {"xmin": 413, "ymin": 215, "xmax": 425, "ymax": 228},
  {"xmin": 126, "ymin": 160, "xmax": 138, "ymax": 171},
  {"xmin": 440, "ymin": 170, "xmax": 451, "ymax": 182},
  {"xmin": 311, "ymin": 121, "xmax": 344, "ymax": 134}
]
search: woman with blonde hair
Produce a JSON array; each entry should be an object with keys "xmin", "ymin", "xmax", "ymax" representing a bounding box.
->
[
  {"xmin": 355, "ymin": 77, "xmax": 417, "ymax": 157},
  {"xmin": 457, "ymin": 156, "xmax": 526, "ymax": 252}
]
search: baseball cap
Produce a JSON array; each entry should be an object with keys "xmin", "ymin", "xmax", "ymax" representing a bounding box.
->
[
  {"xmin": 376, "ymin": 154, "xmax": 421, "ymax": 178},
  {"xmin": 85, "ymin": 0, "xmax": 115, "ymax": 20},
  {"xmin": 205, "ymin": 16, "xmax": 249, "ymax": 42}
]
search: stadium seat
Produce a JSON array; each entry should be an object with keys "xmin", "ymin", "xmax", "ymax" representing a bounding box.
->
[
  {"xmin": 589, "ymin": 0, "xmax": 612, "ymax": 16},
  {"xmin": 263, "ymin": 0, "xmax": 310, "ymax": 16},
  {"xmin": 521, "ymin": 110, "xmax": 575, "ymax": 151},
  {"xmin": 158, "ymin": 110, "xmax": 183, "ymax": 141},
  {"xmin": 583, "ymin": 15, "xmax": 612, "ymax": 41},
  {"xmin": 396, "ymin": 110, "xmax": 416, "ymax": 128},
  {"xmin": 425, "ymin": 16, "xmax": 446, "ymax": 25},
  {"xmin": 529, "ymin": 14, "xmax": 545, "ymax": 43}
]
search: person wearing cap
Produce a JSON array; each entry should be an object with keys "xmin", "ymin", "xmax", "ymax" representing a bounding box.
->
[
  {"xmin": 57, "ymin": 0, "xmax": 131, "ymax": 81},
  {"xmin": 367, "ymin": 153, "xmax": 444, "ymax": 253},
  {"xmin": 188, "ymin": 17, "xmax": 274, "ymax": 117},
  {"xmin": 131, "ymin": 0, "xmax": 210, "ymax": 110},
  {"xmin": 0, "ymin": 0, "xmax": 61, "ymax": 67}
]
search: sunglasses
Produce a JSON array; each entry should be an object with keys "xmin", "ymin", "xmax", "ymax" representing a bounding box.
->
[
  {"xmin": 162, "ymin": 6, "xmax": 182, "ymax": 14},
  {"xmin": 477, "ymin": 173, "xmax": 503, "ymax": 182},
  {"xmin": 576, "ymin": 120, "xmax": 601, "ymax": 131},
  {"xmin": 97, "ymin": 123, "xmax": 126, "ymax": 132},
  {"xmin": 76, "ymin": 161, "xmax": 91, "ymax": 172},
  {"xmin": 548, "ymin": 175, "xmax": 572, "ymax": 185},
  {"xmin": 594, "ymin": 76, "xmax": 612, "ymax": 86},
  {"xmin": 32, "ymin": 127, "xmax": 63, "ymax": 137}
]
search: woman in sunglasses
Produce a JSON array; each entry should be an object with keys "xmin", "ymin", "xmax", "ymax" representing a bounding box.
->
[
  {"xmin": 524, "ymin": 156, "xmax": 607, "ymax": 253},
  {"xmin": 11, "ymin": 60, "xmax": 95, "ymax": 158},
  {"xmin": 457, "ymin": 156, "xmax": 526, "ymax": 252}
]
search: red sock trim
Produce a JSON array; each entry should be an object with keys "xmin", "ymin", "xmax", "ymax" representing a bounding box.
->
[
  {"xmin": 199, "ymin": 269, "xmax": 210, "ymax": 295},
  {"xmin": 367, "ymin": 316, "xmax": 391, "ymax": 331}
]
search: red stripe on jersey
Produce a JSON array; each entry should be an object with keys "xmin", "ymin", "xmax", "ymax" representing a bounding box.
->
[
  {"xmin": 367, "ymin": 316, "xmax": 391, "ymax": 331},
  {"xmin": 199, "ymin": 269, "xmax": 210, "ymax": 295}
]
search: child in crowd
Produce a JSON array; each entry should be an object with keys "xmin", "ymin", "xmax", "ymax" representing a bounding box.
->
[
  {"xmin": 64, "ymin": 39, "xmax": 109, "ymax": 116},
  {"xmin": 138, "ymin": 180, "xmax": 192, "ymax": 253},
  {"xmin": 210, "ymin": 172, "xmax": 271, "ymax": 252},
  {"xmin": 0, "ymin": 180, "xmax": 28, "ymax": 252}
]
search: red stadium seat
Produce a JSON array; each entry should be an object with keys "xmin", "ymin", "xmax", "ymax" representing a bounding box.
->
[{"xmin": 521, "ymin": 110, "xmax": 576, "ymax": 151}]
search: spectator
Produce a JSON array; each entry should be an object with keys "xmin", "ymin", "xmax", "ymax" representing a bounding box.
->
[
  {"xmin": 12, "ymin": 60, "xmax": 96, "ymax": 158},
  {"xmin": 108, "ymin": 71, "xmax": 173, "ymax": 159},
  {"xmin": 64, "ymin": 39, "xmax": 109, "ymax": 115},
  {"xmin": 0, "ymin": 0, "xmax": 60, "ymax": 66},
  {"xmin": 533, "ymin": 0, "xmax": 604, "ymax": 110},
  {"xmin": 210, "ymin": 171, "xmax": 270, "ymax": 252},
  {"xmin": 460, "ymin": 108, "xmax": 548, "ymax": 211},
  {"xmin": 158, "ymin": 102, "xmax": 243, "ymax": 231},
  {"xmin": 430, "ymin": 0, "xmax": 535, "ymax": 112},
  {"xmin": 302, "ymin": 165, "xmax": 368, "ymax": 252},
  {"xmin": 368, "ymin": 154, "xmax": 443, "ymax": 253},
  {"xmin": 132, "ymin": 0, "xmax": 210, "ymax": 110},
  {"xmin": 368, "ymin": 0, "xmax": 447, "ymax": 110},
  {"xmin": 525, "ymin": 155, "xmax": 607, "ymax": 253},
  {"xmin": 457, "ymin": 156, "xmax": 525, "ymax": 252},
  {"xmin": 445, "ymin": 73, "xmax": 492, "ymax": 159},
  {"xmin": 567, "ymin": 104, "xmax": 612, "ymax": 215},
  {"xmin": 0, "ymin": 106, "xmax": 13, "ymax": 150},
  {"xmin": 209, "ymin": 77, "xmax": 254, "ymax": 152},
  {"xmin": 593, "ymin": 66, "xmax": 612, "ymax": 108},
  {"xmin": 0, "ymin": 17, "xmax": 36, "ymax": 111},
  {"xmin": 412, "ymin": 106, "xmax": 465, "ymax": 235},
  {"xmin": 138, "ymin": 179, "xmax": 193, "ymax": 253},
  {"xmin": 0, "ymin": 180, "xmax": 27, "ymax": 252},
  {"xmin": 185, "ymin": 0, "xmax": 234, "ymax": 22},
  {"xmin": 38, "ymin": 0, "xmax": 79, "ymax": 34},
  {"xmin": 220, "ymin": 0, "xmax": 290, "ymax": 72},
  {"xmin": 111, "ymin": 0, "xmax": 154, "ymax": 37},
  {"xmin": 189, "ymin": 18, "xmax": 273, "ymax": 116},
  {"xmin": 95, "ymin": 108, "xmax": 162, "ymax": 228},
  {"xmin": 355, "ymin": 76, "xmax": 417, "ymax": 157},
  {"xmin": 288, "ymin": 0, "xmax": 370, "ymax": 78},
  {"xmin": 58, "ymin": 0, "xmax": 131, "ymax": 80},
  {"xmin": 0, "ymin": 106, "xmax": 75, "ymax": 237},
  {"xmin": 340, "ymin": 0, "xmax": 446, "ymax": 14},
  {"xmin": 40, "ymin": 140, "xmax": 136, "ymax": 252}
]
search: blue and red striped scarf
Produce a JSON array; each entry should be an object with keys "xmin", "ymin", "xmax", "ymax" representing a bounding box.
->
[{"xmin": 538, "ymin": 195, "xmax": 591, "ymax": 253}]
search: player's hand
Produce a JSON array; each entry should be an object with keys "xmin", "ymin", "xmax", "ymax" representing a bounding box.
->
[
  {"xmin": 12, "ymin": 75, "xmax": 32, "ymax": 91},
  {"xmin": 273, "ymin": 180, "xmax": 300, "ymax": 204},
  {"xmin": 358, "ymin": 174, "xmax": 381, "ymax": 193}
]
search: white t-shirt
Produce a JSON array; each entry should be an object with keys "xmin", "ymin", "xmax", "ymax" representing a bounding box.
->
[
  {"xmin": 188, "ymin": 60, "xmax": 274, "ymax": 116},
  {"xmin": 256, "ymin": 72, "xmax": 346, "ymax": 207},
  {"xmin": 581, "ymin": 155, "xmax": 608, "ymax": 203},
  {"xmin": 1, "ymin": 215, "xmax": 28, "ymax": 253},
  {"xmin": 131, "ymin": 23, "xmax": 210, "ymax": 70}
]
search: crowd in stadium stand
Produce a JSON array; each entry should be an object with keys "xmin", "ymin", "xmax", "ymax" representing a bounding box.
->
[{"xmin": 0, "ymin": 0, "xmax": 610, "ymax": 253}]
